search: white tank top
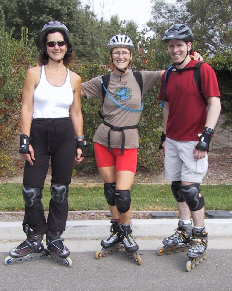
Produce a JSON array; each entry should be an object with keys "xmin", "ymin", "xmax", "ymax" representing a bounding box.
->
[{"xmin": 33, "ymin": 65, "xmax": 73, "ymax": 118}]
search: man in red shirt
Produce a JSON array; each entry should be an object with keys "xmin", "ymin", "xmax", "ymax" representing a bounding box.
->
[{"xmin": 158, "ymin": 24, "xmax": 221, "ymax": 259}]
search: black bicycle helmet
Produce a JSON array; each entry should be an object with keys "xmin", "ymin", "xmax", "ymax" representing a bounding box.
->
[
  {"xmin": 107, "ymin": 34, "xmax": 134, "ymax": 51},
  {"xmin": 40, "ymin": 21, "xmax": 69, "ymax": 42},
  {"xmin": 162, "ymin": 24, "xmax": 193, "ymax": 43}
]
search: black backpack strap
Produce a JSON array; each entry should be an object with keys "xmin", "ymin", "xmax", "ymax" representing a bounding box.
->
[
  {"xmin": 101, "ymin": 74, "xmax": 111, "ymax": 101},
  {"xmin": 160, "ymin": 65, "xmax": 173, "ymax": 107},
  {"xmin": 132, "ymin": 71, "xmax": 143, "ymax": 96},
  {"xmin": 193, "ymin": 61, "xmax": 204, "ymax": 99},
  {"xmin": 161, "ymin": 62, "xmax": 206, "ymax": 106}
]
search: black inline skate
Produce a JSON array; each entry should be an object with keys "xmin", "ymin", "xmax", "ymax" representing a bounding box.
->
[
  {"xmin": 46, "ymin": 230, "xmax": 72, "ymax": 267},
  {"xmin": 5, "ymin": 224, "xmax": 46, "ymax": 265},
  {"xmin": 95, "ymin": 221, "xmax": 142, "ymax": 265},
  {"xmin": 101, "ymin": 219, "xmax": 121, "ymax": 249},
  {"xmin": 186, "ymin": 227, "xmax": 207, "ymax": 271},
  {"xmin": 156, "ymin": 220, "xmax": 192, "ymax": 256}
]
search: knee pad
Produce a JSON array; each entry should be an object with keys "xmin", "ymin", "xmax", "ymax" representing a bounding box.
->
[
  {"xmin": 182, "ymin": 183, "xmax": 205, "ymax": 211},
  {"xmin": 104, "ymin": 183, "xmax": 116, "ymax": 206},
  {"xmin": 51, "ymin": 184, "xmax": 68, "ymax": 204},
  {"xmin": 22, "ymin": 187, "xmax": 42, "ymax": 208},
  {"xmin": 115, "ymin": 190, "xmax": 131, "ymax": 213},
  {"xmin": 171, "ymin": 181, "xmax": 185, "ymax": 202}
]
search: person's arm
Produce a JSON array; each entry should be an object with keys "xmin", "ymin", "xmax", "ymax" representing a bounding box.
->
[
  {"xmin": 194, "ymin": 96, "xmax": 221, "ymax": 159},
  {"xmin": 70, "ymin": 71, "xmax": 85, "ymax": 163},
  {"xmin": 205, "ymin": 97, "xmax": 221, "ymax": 129},
  {"xmin": 159, "ymin": 101, "xmax": 169, "ymax": 156},
  {"xmin": 20, "ymin": 68, "xmax": 38, "ymax": 165}
]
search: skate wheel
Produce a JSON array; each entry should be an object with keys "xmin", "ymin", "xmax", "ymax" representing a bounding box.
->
[
  {"xmin": 65, "ymin": 257, "xmax": 72, "ymax": 267},
  {"xmin": 135, "ymin": 254, "xmax": 142, "ymax": 265},
  {"xmin": 186, "ymin": 260, "xmax": 192, "ymax": 272},
  {"xmin": 16, "ymin": 258, "xmax": 24, "ymax": 263},
  {"xmin": 95, "ymin": 250, "xmax": 102, "ymax": 259},
  {"xmin": 108, "ymin": 249, "xmax": 114, "ymax": 255},
  {"xmin": 26, "ymin": 255, "xmax": 34, "ymax": 261},
  {"xmin": 156, "ymin": 247, "xmax": 164, "ymax": 256},
  {"xmin": 165, "ymin": 246, "xmax": 172, "ymax": 255},
  {"xmin": 4, "ymin": 256, "xmax": 13, "ymax": 265}
]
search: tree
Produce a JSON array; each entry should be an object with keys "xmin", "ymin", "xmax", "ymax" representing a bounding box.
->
[
  {"xmin": 148, "ymin": 0, "xmax": 232, "ymax": 55},
  {"xmin": 0, "ymin": 0, "xmax": 82, "ymax": 44}
]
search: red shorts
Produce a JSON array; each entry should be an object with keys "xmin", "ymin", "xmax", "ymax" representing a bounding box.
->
[{"xmin": 94, "ymin": 143, "xmax": 137, "ymax": 173}]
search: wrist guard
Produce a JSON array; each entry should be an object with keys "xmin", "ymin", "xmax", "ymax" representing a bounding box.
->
[
  {"xmin": 159, "ymin": 132, "xmax": 166, "ymax": 150},
  {"xmin": 76, "ymin": 139, "xmax": 87, "ymax": 157},
  {"xmin": 196, "ymin": 127, "xmax": 214, "ymax": 152},
  {"xmin": 19, "ymin": 134, "xmax": 30, "ymax": 154}
]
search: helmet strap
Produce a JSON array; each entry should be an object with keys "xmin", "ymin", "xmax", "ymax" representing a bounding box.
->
[
  {"xmin": 49, "ymin": 56, "xmax": 64, "ymax": 63},
  {"xmin": 112, "ymin": 63, "xmax": 128, "ymax": 73}
]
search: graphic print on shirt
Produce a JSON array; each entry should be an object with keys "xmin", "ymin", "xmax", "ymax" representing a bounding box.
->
[{"xmin": 114, "ymin": 86, "xmax": 132, "ymax": 103}]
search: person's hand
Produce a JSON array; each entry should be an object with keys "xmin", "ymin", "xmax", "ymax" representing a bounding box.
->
[
  {"xmin": 21, "ymin": 144, "xmax": 35, "ymax": 165},
  {"xmin": 193, "ymin": 143, "xmax": 207, "ymax": 160},
  {"xmin": 159, "ymin": 141, "xmax": 165, "ymax": 156},
  {"xmin": 75, "ymin": 148, "xmax": 84, "ymax": 163},
  {"xmin": 190, "ymin": 50, "xmax": 203, "ymax": 61}
]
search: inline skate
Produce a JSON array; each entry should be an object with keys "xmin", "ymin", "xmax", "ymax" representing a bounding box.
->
[
  {"xmin": 95, "ymin": 220, "xmax": 142, "ymax": 265},
  {"xmin": 5, "ymin": 225, "xmax": 47, "ymax": 265},
  {"xmin": 186, "ymin": 227, "xmax": 207, "ymax": 272},
  {"xmin": 46, "ymin": 230, "xmax": 72, "ymax": 267},
  {"xmin": 156, "ymin": 220, "xmax": 192, "ymax": 256}
]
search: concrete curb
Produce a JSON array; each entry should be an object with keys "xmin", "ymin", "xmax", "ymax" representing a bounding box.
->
[{"xmin": 1, "ymin": 218, "xmax": 232, "ymax": 241}]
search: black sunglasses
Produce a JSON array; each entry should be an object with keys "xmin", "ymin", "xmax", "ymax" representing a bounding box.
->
[{"xmin": 46, "ymin": 41, "xmax": 66, "ymax": 47}]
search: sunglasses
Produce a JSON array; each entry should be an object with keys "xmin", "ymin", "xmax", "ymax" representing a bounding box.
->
[{"xmin": 46, "ymin": 41, "xmax": 66, "ymax": 47}]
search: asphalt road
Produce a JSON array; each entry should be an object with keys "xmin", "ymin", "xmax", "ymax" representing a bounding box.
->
[{"xmin": 1, "ymin": 243, "xmax": 232, "ymax": 291}]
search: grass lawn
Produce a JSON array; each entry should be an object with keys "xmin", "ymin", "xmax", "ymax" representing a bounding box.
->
[{"xmin": 0, "ymin": 183, "xmax": 231, "ymax": 212}]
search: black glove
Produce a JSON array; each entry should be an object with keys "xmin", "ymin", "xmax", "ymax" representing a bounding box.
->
[
  {"xmin": 76, "ymin": 139, "xmax": 87, "ymax": 157},
  {"xmin": 196, "ymin": 127, "xmax": 214, "ymax": 152},
  {"xmin": 19, "ymin": 134, "xmax": 30, "ymax": 154},
  {"xmin": 159, "ymin": 132, "xmax": 166, "ymax": 150}
]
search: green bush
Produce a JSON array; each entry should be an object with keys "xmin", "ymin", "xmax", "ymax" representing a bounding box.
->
[{"xmin": 0, "ymin": 23, "xmax": 37, "ymax": 173}]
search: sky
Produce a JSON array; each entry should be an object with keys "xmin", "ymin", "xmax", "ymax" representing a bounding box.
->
[{"xmin": 81, "ymin": 0, "xmax": 154, "ymax": 31}]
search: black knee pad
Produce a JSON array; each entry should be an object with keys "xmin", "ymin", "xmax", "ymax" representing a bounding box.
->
[
  {"xmin": 104, "ymin": 183, "xmax": 116, "ymax": 206},
  {"xmin": 51, "ymin": 184, "xmax": 68, "ymax": 204},
  {"xmin": 22, "ymin": 187, "xmax": 42, "ymax": 208},
  {"xmin": 171, "ymin": 181, "xmax": 185, "ymax": 202},
  {"xmin": 182, "ymin": 183, "xmax": 205, "ymax": 211},
  {"xmin": 115, "ymin": 190, "xmax": 131, "ymax": 213}
]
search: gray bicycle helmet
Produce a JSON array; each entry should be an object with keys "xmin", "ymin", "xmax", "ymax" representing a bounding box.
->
[
  {"xmin": 40, "ymin": 21, "xmax": 69, "ymax": 42},
  {"xmin": 162, "ymin": 24, "xmax": 193, "ymax": 43},
  {"xmin": 107, "ymin": 34, "xmax": 134, "ymax": 51}
]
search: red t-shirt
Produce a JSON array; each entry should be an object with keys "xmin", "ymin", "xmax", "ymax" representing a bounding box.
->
[{"xmin": 158, "ymin": 60, "xmax": 220, "ymax": 141}]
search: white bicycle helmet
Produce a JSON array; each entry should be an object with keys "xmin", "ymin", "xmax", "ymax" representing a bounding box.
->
[
  {"xmin": 40, "ymin": 21, "xmax": 69, "ymax": 42},
  {"xmin": 107, "ymin": 34, "xmax": 134, "ymax": 51},
  {"xmin": 162, "ymin": 24, "xmax": 193, "ymax": 43}
]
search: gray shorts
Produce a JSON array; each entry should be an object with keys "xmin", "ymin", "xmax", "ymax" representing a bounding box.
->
[{"xmin": 164, "ymin": 138, "xmax": 208, "ymax": 183}]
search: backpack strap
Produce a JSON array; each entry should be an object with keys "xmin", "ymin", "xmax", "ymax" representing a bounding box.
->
[
  {"xmin": 132, "ymin": 71, "xmax": 143, "ymax": 96},
  {"xmin": 193, "ymin": 61, "xmax": 204, "ymax": 99},
  {"xmin": 160, "ymin": 62, "xmax": 206, "ymax": 107},
  {"xmin": 160, "ymin": 65, "xmax": 173, "ymax": 107},
  {"xmin": 101, "ymin": 74, "xmax": 111, "ymax": 101}
]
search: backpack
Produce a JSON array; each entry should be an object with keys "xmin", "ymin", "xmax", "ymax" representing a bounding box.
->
[
  {"xmin": 101, "ymin": 71, "xmax": 143, "ymax": 101},
  {"xmin": 160, "ymin": 61, "xmax": 206, "ymax": 107},
  {"xmin": 99, "ymin": 71, "xmax": 144, "ymax": 119}
]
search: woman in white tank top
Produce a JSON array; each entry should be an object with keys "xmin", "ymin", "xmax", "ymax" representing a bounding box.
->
[{"xmin": 8, "ymin": 21, "xmax": 85, "ymax": 265}]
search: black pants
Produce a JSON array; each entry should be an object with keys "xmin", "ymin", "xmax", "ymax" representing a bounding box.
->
[{"xmin": 23, "ymin": 118, "xmax": 76, "ymax": 235}]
